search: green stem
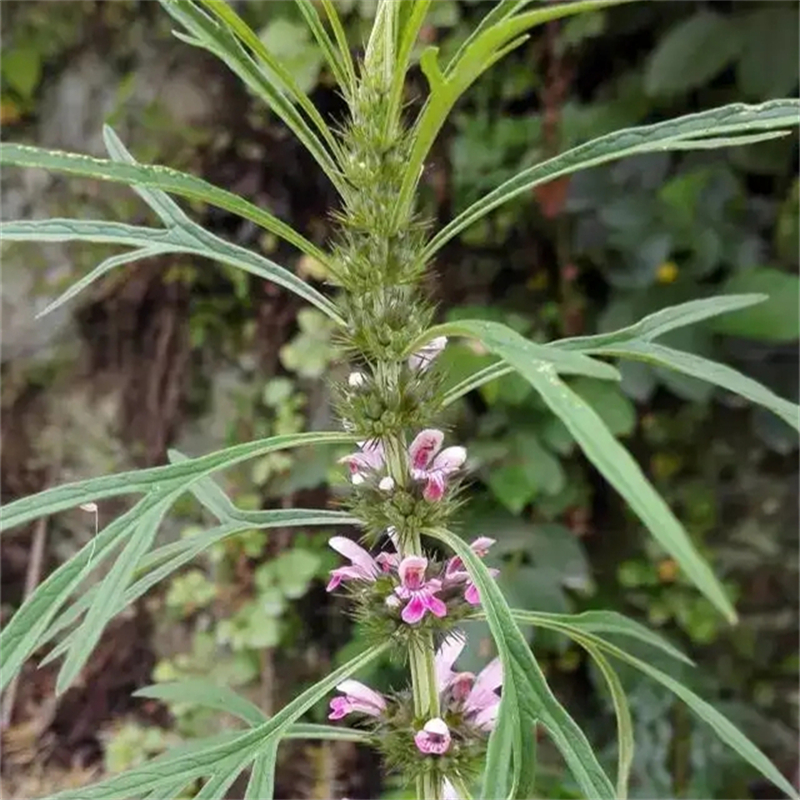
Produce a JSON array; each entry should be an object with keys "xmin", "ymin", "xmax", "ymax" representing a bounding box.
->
[{"xmin": 385, "ymin": 437, "xmax": 442, "ymax": 800}]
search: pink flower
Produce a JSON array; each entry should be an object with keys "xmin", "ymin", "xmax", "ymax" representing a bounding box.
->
[
  {"xmin": 408, "ymin": 336, "xmax": 447, "ymax": 372},
  {"xmin": 328, "ymin": 679, "xmax": 386, "ymax": 720},
  {"xmin": 445, "ymin": 537, "xmax": 495, "ymax": 576},
  {"xmin": 394, "ymin": 556, "xmax": 447, "ymax": 624},
  {"xmin": 414, "ymin": 717, "xmax": 451, "ymax": 755},
  {"xmin": 444, "ymin": 537, "xmax": 498, "ymax": 606},
  {"xmin": 434, "ymin": 632, "xmax": 502, "ymax": 730},
  {"xmin": 326, "ymin": 536, "xmax": 380, "ymax": 592},
  {"xmin": 408, "ymin": 429, "xmax": 467, "ymax": 502},
  {"xmin": 339, "ymin": 439, "xmax": 385, "ymax": 484},
  {"xmin": 463, "ymin": 570, "xmax": 499, "ymax": 605}
]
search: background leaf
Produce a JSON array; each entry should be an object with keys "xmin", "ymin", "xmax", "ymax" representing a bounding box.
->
[
  {"xmin": 644, "ymin": 11, "xmax": 741, "ymax": 96},
  {"xmin": 709, "ymin": 268, "xmax": 800, "ymax": 342}
]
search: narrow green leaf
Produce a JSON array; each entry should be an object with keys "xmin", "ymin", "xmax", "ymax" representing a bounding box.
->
[
  {"xmin": 510, "ymin": 611, "xmax": 799, "ymax": 800},
  {"xmin": 496, "ymin": 365, "xmax": 737, "ymax": 622},
  {"xmin": 396, "ymin": 1, "xmax": 617, "ymax": 225},
  {"xmin": 410, "ymin": 320, "xmax": 620, "ymax": 381},
  {"xmin": 497, "ymin": 609, "xmax": 693, "ymax": 665},
  {"xmin": 160, "ymin": 0, "xmax": 343, "ymax": 192},
  {"xmin": 0, "ymin": 493, "xmax": 165, "ymax": 691},
  {"xmin": 664, "ymin": 130, "xmax": 791, "ymax": 149},
  {"xmin": 1, "ymin": 431, "xmax": 354, "ymax": 532},
  {"xmin": 197, "ymin": 0, "xmax": 340, "ymax": 156},
  {"xmin": 387, "ymin": 0, "xmax": 432, "ymax": 132},
  {"xmin": 56, "ymin": 498, "xmax": 173, "ymax": 694},
  {"xmin": 297, "ymin": 0, "xmax": 356, "ymax": 96},
  {"xmin": 37, "ymin": 509, "xmax": 358, "ymax": 664},
  {"xmin": 579, "ymin": 639, "xmax": 633, "ymax": 799},
  {"xmin": 429, "ymin": 528, "xmax": 615, "ymax": 799},
  {"xmin": 318, "ymin": 0, "xmax": 357, "ymax": 92},
  {"xmin": 47, "ymin": 643, "xmax": 389, "ymax": 800},
  {"xmin": 423, "ymin": 100, "xmax": 800, "ymax": 259},
  {"xmin": 193, "ymin": 753, "xmax": 253, "ymax": 800},
  {"xmin": 617, "ymin": 654, "xmax": 798, "ymax": 800},
  {"xmin": 245, "ymin": 744, "xmax": 279, "ymax": 800},
  {"xmin": 1, "ymin": 217, "xmax": 343, "ymax": 323},
  {"xmin": 142, "ymin": 779, "xmax": 192, "ymax": 800},
  {"xmin": 34, "ymin": 245, "xmax": 172, "ymax": 319},
  {"xmin": 283, "ymin": 723, "xmax": 371, "ymax": 743},
  {"xmin": 444, "ymin": 0, "xmax": 532, "ymax": 73},
  {"xmin": 481, "ymin": 687, "xmax": 521, "ymax": 799},
  {"xmin": 592, "ymin": 341, "xmax": 799, "ymax": 432},
  {"xmin": 102, "ymin": 125, "xmax": 193, "ymax": 227},
  {"xmin": 167, "ymin": 448, "xmax": 238, "ymax": 521},
  {"xmin": 136, "ymin": 679, "xmax": 267, "ymax": 726},
  {"xmin": 553, "ymin": 294, "xmax": 768, "ymax": 351},
  {"xmin": 441, "ymin": 360, "xmax": 515, "ymax": 407},
  {"xmin": 0, "ymin": 142, "xmax": 329, "ymax": 264}
]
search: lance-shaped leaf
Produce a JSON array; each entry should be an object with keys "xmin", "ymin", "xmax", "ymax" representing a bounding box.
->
[
  {"xmin": 553, "ymin": 294, "xmax": 769, "ymax": 350},
  {"xmin": 38, "ymin": 509, "xmax": 358, "ymax": 668},
  {"xmin": 0, "ymin": 492, "xmax": 168, "ymax": 692},
  {"xmin": 0, "ymin": 141, "xmax": 329, "ymax": 264},
  {"xmin": 245, "ymin": 743, "xmax": 279, "ymax": 800},
  {"xmin": 393, "ymin": 0, "xmax": 626, "ymax": 225},
  {"xmin": 428, "ymin": 527, "xmax": 615, "ymax": 799},
  {"xmin": 583, "ymin": 341, "xmax": 800, "ymax": 432},
  {"xmin": 442, "ymin": 295, "xmax": 782, "ymax": 407},
  {"xmin": 386, "ymin": 0, "xmax": 432, "ymax": 133},
  {"xmin": 580, "ymin": 639, "xmax": 634, "ymax": 800},
  {"xmin": 487, "ymin": 359, "xmax": 737, "ymax": 622},
  {"xmin": 510, "ymin": 610, "xmax": 800, "ymax": 800},
  {"xmin": 161, "ymin": 0, "xmax": 344, "ymax": 193},
  {"xmin": 408, "ymin": 319, "xmax": 620, "ymax": 381},
  {"xmin": 136, "ymin": 679, "xmax": 267, "ymax": 727},
  {"xmin": 2, "ymin": 218, "xmax": 341, "ymax": 322},
  {"xmin": 55, "ymin": 497, "xmax": 174, "ymax": 694},
  {"xmin": 46, "ymin": 642, "xmax": 390, "ymax": 800},
  {"xmin": 1, "ymin": 430, "xmax": 354, "ymax": 532},
  {"xmin": 422, "ymin": 99, "xmax": 800, "ymax": 259},
  {"xmin": 472, "ymin": 608, "xmax": 691, "ymax": 666},
  {"xmin": 441, "ymin": 360, "xmax": 515, "ymax": 407},
  {"xmin": 297, "ymin": 0, "xmax": 356, "ymax": 97}
]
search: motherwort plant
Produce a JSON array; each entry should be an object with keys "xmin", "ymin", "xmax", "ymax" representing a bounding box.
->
[{"xmin": 1, "ymin": 2, "xmax": 798, "ymax": 798}]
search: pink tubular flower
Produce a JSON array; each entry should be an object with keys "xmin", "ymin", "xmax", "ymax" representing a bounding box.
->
[
  {"xmin": 408, "ymin": 335, "xmax": 447, "ymax": 372},
  {"xmin": 326, "ymin": 536, "xmax": 380, "ymax": 592},
  {"xmin": 444, "ymin": 537, "xmax": 498, "ymax": 606},
  {"xmin": 408, "ymin": 429, "xmax": 467, "ymax": 502},
  {"xmin": 339, "ymin": 439, "xmax": 385, "ymax": 483},
  {"xmin": 328, "ymin": 679, "xmax": 386, "ymax": 720},
  {"xmin": 394, "ymin": 556, "xmax": 447, "ymax": 624},
  {"xmin": 434, "ymin": 632, "xmax": 502, "ymax": 730},
  {"xmin": 414, "ymin": 717, "xmax": 451, "ymax": 755},
  {"xmin": 463, "ymin": 569, "xmax": 499, "ymax": 606}
]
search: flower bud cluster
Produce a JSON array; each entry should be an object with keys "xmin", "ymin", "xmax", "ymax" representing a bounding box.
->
[
  {"xmin": 326, "ymin": 535, "xmax": 498, "ymax": 640},
  {"xmin": 326, "ymin": 631, "xmax": 502, "ymax": 787}
]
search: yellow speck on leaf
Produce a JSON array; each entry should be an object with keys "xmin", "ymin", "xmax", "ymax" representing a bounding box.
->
[{"xmin": 656, "ymin": 261, "xmax": 679, "ymax": 284}]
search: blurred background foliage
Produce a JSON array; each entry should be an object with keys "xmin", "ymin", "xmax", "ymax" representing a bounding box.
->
[{"xmin": 0, "ymin": 1, "xmax": 797, "ymax": 798}]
